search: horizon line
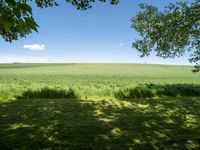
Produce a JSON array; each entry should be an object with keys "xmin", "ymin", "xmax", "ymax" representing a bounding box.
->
[{"xmin": 0, "ymin": 62, "xmax": 193, "ymax": 66}]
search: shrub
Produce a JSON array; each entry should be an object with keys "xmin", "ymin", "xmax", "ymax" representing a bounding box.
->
[
  {"xmin": 17, "ymin": 87, "xmax": 77, "ymax": 99},
  {"xmin": 115, "ymin": 84, "xmax": 200, "ymax": 99}
]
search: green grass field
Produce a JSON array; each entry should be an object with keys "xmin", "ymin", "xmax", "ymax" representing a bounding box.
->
[
  {"xmin": 0, "ymin": 63, "xmax": 200, "ymax": 99},
  {"xmin": 0, "ymin": 63, "xmax": 200, "ymax": 149}
]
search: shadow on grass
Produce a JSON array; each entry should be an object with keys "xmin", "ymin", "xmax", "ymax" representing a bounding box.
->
[
  {"xmin": 0, "ymin": 89, "xmax": 200, "ymax": 149},
  {"xmin": 115, "ymin": 84, "xmax": 200, "ymax": 98}
]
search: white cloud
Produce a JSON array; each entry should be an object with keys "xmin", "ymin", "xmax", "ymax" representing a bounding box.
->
[
  {"xmin": 23, "ymin": 44, "xmax": 45, "ymax": 51},
  {"xmin": 116, "ymin": 43, "xmax": 125, "ymax": 47},
  {"xmin": 0, "ymin": 55, "xmax": 50, "ymax": 63},
  {"xmin": 119, "ymin": 43, "xmax": 124, "ymax": 46}
]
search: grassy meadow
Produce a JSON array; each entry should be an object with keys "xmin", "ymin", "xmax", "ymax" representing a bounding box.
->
[
  {"xmin": 0, "ymin": 63, "xmax": 199, "ymax": 99},
  {"xmin": 0, "ymin": 63, "xmax": 200, "ymax": 149}
]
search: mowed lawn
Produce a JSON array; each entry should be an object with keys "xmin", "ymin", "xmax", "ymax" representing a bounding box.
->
[{"xmin": 0, "ymin": 63, "xmax": 200, "ymax": 149}]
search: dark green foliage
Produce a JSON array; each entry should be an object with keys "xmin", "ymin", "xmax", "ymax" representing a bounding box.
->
[
  {"xmin": 115, "ymin": 84, "xmax": 200, "ymax": 98},
  {"xmin": 17, "ymin": 87, "xmax": 77, "ymax": 99},
  {"xmin": 132, "ymin": 0, "xmax": 200, "ymax": 72},
  {"xmin": 157, "ymin": 84, "xmax": 200, "ymax": 97},
  {"xmin": 66, "ymin": 0, "xmax": 119, "ymax": 10},
  {"xmin": 190, "ymin": 49, "xmax": 200, "ymax": 73},
  {"xmin": 0, "ymin": 0, "xmax": 38, "ymax": 42},
  {"xmin": 115, "ymin": 84, "xmax": 155, "ymax": 98}
]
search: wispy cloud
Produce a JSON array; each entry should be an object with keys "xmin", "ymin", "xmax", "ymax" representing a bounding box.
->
[
  {"xmin": 116, "ymin": 42, "xmax": 125, "ymax": 47},
  {"xmin": 0, "ymin": 55, "xmax": 50, "ymax": 63},
  {"xmin": 23, "ymin": 44, "xmax": 45, "ymax": 51}
]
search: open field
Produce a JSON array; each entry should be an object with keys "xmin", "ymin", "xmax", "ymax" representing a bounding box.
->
[
  {"xmin": 0, "ymin": 63, "xmax": 200, "ymax": 99},
  {"xmin": 0, "ymin": 63, "xmax": 200, "ymax": 149}
]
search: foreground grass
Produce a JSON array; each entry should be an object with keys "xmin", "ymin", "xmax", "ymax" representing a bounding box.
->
[{"xmin": 0, "ymin": 97, "xmax": 200, "ymax": 149}]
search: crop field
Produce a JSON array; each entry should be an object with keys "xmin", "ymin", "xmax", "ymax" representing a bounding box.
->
[
  {"xmin": 0, "ymin": 63, "xmax": 200, "ymax": 99},
  {"xmin": 0, "ymin": 63, "xmax": 200, "ymax": 149}
]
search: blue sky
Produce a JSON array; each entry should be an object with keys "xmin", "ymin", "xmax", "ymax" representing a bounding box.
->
[{"xmin": 0, "ymin": 0, "xmax": 191, "ymax": 65}]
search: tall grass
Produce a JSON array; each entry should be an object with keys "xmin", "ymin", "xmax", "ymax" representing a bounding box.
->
[
  {"xmin": 115, "ymin": 84, "xmax": 200, "ymax": 98},
  {"xmin": 17, "ymin": 87, "xmax": 77, "ymax": 99},
  {"xmin": 0, "ymin": 63, "xmax": 199, "ymax": 99}
]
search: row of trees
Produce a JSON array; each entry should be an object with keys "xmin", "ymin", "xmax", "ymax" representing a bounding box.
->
[{"xmin": 0, "ymin": 0, "xmax": 199, "ymax": 72}]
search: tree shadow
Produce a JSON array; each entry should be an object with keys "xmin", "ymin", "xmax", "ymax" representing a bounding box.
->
[
  {"xmin": 0, "ymin": 88, "xmax": 200, "ymax": 149},
  {"xmin": 0, "ymin": 98, "xmax": 109, "ymax": 149},
  {"xmin": 98, "ymin": 97, "xmax": 200, "ymax": 149}
]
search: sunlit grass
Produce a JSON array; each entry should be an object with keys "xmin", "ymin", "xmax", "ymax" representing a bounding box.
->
[
  {"xmin": 0, "ymin": 63, "xmax": 199, "ymax": 99},
  {"xmin": 0, "ymin": 63, "xmax": 200, "ymax": 149}
]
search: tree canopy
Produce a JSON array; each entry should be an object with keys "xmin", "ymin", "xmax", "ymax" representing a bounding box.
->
[
  {"xmin": 0, "ymin": 0, "xmax": 199, "ymax": 72},
  {"xmin": 131, "ymin": 0, "xmax": 200, "ymax": 72}
]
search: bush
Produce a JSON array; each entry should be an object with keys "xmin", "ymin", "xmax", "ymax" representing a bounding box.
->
[
  {"xmin": 17, "ymin": 87, "xmax": 77, "ymax": 99},
  {"xmin": 115, "ymin": 84, "xmax": 200, "ymax": 99}
]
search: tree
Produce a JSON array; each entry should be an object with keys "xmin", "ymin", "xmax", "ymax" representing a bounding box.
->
[
  {"xmin": 0, "ymin": 0, "xmax": 119, "ymax": 42},
  {"xmin": 131, "ymin": 1, "xmax": 200, "ymax": 72}
]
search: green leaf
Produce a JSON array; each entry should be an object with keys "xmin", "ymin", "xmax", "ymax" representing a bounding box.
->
[
  {"xmin": 5, "ymin": 0, "xmax": 16, "ymax": 6},
  {"xmin": 25, "ymin": 17, "xmax": 38, "ymax": 32},
  {"xmin": 18, "ymin": 20, "xmax": 24, "ymax": 32},
  {"xmin": 13, "ymin": 8, "xmax": 21, "ymax": 18},
  {"xmin": 19, "ymin": 3, "xmax": 32, "ymax": 14},
  {"xmin": 1, "ymin": 15, "xmax": 12, "ymax": 32}
]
